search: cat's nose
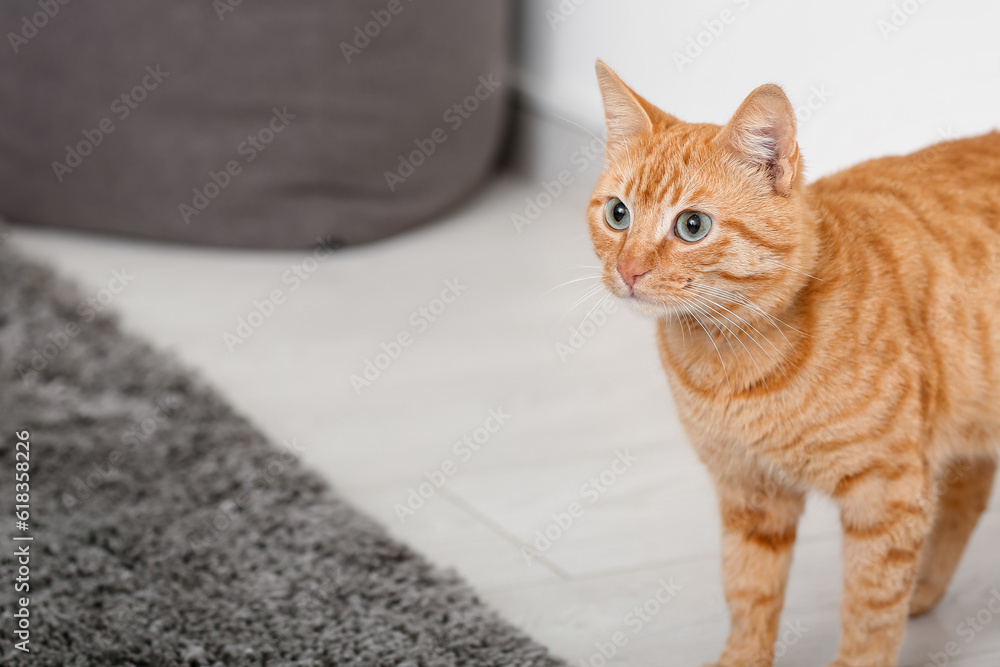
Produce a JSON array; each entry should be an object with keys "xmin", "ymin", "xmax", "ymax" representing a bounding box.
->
[{"xmin": 617, "ymin": 258, "xmax": 651, "ymax": 289}]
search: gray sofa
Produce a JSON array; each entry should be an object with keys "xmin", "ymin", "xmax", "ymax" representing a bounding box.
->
[{"xmin": 0, "ymin": 2, "xmax": 510, "ymax": 248}]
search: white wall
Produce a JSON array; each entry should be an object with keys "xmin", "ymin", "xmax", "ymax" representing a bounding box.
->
[{"xmin": 514, "ymin": 0, "xmax": 1000, "ymax": 180}]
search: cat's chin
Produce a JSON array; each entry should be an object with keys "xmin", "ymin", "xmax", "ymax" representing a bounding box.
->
[{"xmin": 621, "ymin": 294, "xmax": 678, "ymax": 320}]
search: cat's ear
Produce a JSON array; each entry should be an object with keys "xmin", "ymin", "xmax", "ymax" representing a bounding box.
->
[
  {"xmin": 595, "ymin": 61, "xmax": 659, "ymax": 144},
  {"xmin": 715, "ymin": 84, "xmax": 800, "ymax": 196}
]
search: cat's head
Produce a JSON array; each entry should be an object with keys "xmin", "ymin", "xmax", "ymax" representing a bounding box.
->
[{"xmin": 588, "ymin": 61, "xmax": 816, "ymax": 323}]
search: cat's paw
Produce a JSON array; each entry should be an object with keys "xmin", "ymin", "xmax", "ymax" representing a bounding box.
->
[{"xmin": 909, "ymin": 579, "xmax": 946, "ymax": 616}]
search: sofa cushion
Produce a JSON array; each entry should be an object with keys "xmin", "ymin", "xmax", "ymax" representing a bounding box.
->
[{"xmin": 0, "ymin": 1, "xmax": 510, "ymax": 248}]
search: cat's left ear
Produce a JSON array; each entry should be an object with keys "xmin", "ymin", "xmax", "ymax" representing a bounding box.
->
[
  {"xmin": 715, "ymin": 84, "xmax": 800, "ymax": 196},
  {"xmin": 595, "ymin": 61, "xmax": 677, "ymax": 145},
  {"xmin": 595, "ymin": 61, "xmax": 652, "ymax": 144}
]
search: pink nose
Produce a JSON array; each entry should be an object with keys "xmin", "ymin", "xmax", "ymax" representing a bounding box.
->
[{"xmin": 617, "ymin": 258, "xmax": 651, "ymax": 289}]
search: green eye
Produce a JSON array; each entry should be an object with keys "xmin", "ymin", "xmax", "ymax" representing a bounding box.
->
[
  {"xmin": 604, "ymin": 197, "xmax": 631, "ymax": 230},
  {"xmin": 675, "ymin": 210, "xmax": 713, "ymax": 242}
]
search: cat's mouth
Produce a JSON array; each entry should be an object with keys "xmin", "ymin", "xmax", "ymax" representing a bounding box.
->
[
  {"xmin": 604, "ymin": 274, "xmax": 691, "ymax": 318},
  {"xmin": 617, "ymin": 288, "xmax": 690, "ymax": 319}
]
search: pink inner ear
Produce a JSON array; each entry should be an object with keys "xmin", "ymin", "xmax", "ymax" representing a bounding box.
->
[
  {"xmin": 757, "ymin": 120, "xmax": 797, "ymax": 194},
  {"xmin": 718, "ymin": 85, "xmax": 799, "ymax": 195}
]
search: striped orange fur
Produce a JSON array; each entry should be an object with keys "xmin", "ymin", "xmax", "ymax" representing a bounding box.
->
[{"xmin": 588, "ymin": 61, "xmax": 1000, "ymax": 667}]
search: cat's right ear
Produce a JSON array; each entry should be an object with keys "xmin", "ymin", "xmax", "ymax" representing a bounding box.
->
[
  {"xmin": 715, "ymin": 84, "xmax": 799, "ymax": 196},
  {"xmin": 595, "ymin": 61, "xmax": 654, "ymax": 145}
]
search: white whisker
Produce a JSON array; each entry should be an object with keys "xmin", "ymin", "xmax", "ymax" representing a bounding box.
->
[
  {"xmin": 537, "ymin": 275, "xmax": 603, "ymax": 299},
  {"xmin": 688, "ymin": 282, "xmax": 806, "ymax": 339},
  {"xmin": 688, "ymin": 296, "xmax": 764, "ymax": 377},
  {"xmin": 563, "ymin": 283, "xmax": 606, "ymax": 318},
  {"xmin": 574, "ymin": 292, "xmax": 612, "ymax": 336},
  {"xmin": 550, "ymin": 111, "xmax": 606, "ymax": 151},
  {"xmin": 688, "ymin": 288, "xmax": 785, "ymax": 362},
  {"xmin": 679, "ymin": 297, "xmax": 732, "ymax": 391},
  {"xmin": 692, "ymin": 283, "xmax": 796, "ymax": 346},
  {"xmin": 762, "ymin": 258, "xmax": 823, "ymax": 282}
]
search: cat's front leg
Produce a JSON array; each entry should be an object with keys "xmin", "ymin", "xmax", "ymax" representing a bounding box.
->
[
  {"xmin": 829, "ymin": 456, "xmax": 932, "ymax": 667},
  {"xmin": 706, "ymin": 480, "xmax": 805, "ymax": 667}
]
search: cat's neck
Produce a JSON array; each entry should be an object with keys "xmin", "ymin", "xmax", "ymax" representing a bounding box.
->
[{"xmin": 658, "ymin": 297, "xmax": 809, "ymax": 393}]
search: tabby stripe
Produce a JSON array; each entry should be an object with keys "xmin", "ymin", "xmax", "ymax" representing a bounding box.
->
[
  {"xmin": 716, "ymin": 270, "xmax": 774, "ymax": 284},
  {"xmin": 723, "ymin": 218, "xmax": 794, "ymax": 253},
  {"xmin": 843, "ymin": 502, "xmax": 927, "ymax": 539},
  {"xmin": 686, "ymin": 186, "xmax": 709, "ymax": 205},
  {"xmin": 727, "ymin": 591, "xmax": 780, "ymax": 606},
  {"xmin": 743, "ymin": 529, "xmax": 797, "ymax": 552},
  {"xmin": 810, "ymin": 382, "xmax": 915, "ymax": 457},
  {"xmin": 977, "ymin": 310, "xmax": 994, "ymax": 391},
  {"xmin": 772, "ymin": 362, "xmax": 904, "ymax": 457},
  {"xmin": 883, "ymin": 547, "xmax": 920, "ymax": 565},
  {"xmin": 894, "ymin": 190, "xmax": 962, "ymax": 267},
  {"xmin": 913, "ymin": 252, "xmax": 949, "ymax": 421},
  {"xmin": 833, "ymin": 460, "xmax": 912, "ymax": 498},
  {"xmin": 861, "ymin": 584, "xmax": 919, "ymax": 612}
]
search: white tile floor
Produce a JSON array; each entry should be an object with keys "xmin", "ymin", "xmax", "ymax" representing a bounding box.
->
[{"xmin": 10, "ymin": 175, "xmax": 1000, "ymax": 666}]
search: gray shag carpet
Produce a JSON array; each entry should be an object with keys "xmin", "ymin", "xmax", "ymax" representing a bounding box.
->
[{"xmin": 0, "ymin": 243, "xmax": 565, "ymax": 667}]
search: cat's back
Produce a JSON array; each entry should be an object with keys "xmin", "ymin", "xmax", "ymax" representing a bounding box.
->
[
  {"xmin": 804, "ymin": 131, "xmax": 1000, "ymax": 451},
  {"xmin": 810, "ymin": 129, "xmax": 1000, "ymax": 183},
  {"xmin": 806, "ymin": 130, "xmax": 1000, "ymax": 282},
  {"xmin": 809, "ymin": 130, "xmax": 1000, "ymax": 213}
]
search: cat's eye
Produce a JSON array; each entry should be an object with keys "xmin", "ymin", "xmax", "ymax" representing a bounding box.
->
[
  {"xmin": 604, "ymin": 197, "xmax": 631, "ymax": 231},
  {"xmin": 675, "ymin": 210, "xmax": 713, "ymax": 242}
]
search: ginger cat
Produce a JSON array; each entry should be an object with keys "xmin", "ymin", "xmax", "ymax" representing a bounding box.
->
[{"xmin": 588, "ymin": 61, "xmax": 1000, "ymax": 667}]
